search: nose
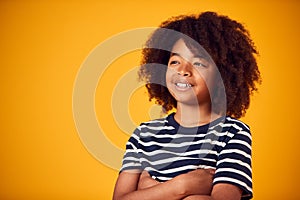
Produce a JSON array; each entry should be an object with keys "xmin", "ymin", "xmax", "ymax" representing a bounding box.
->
[{"xmin": 177, "ymin": 60, "xmax": 192, "ymax": 77}]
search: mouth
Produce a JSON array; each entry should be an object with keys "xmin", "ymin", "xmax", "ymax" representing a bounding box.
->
[
  {"xmin": 175, "ymin": 82, "xmax": 192, "ymax": 88},
  {"xmin": 173, "ymin": 78, "xmax": 194, "ymax": 90}
]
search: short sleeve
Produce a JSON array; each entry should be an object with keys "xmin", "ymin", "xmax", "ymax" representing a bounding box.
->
[
  {"xmin": 120, "ymin": 127, "xmax": 143, "ymax": 172},
  {"xmin": 213, "ymin": 123, "xmax": 253, "ymax": 199}
]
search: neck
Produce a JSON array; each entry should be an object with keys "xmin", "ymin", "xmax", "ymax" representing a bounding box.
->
[{"xmin": 174, "ymin": 102, "xmax": 221, "ymax": 127}]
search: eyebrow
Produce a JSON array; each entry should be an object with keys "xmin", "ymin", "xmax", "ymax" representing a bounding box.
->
[
  {"xmin": 170, "ymin": 52, "xmax": 206, "ymax": 59},
  {"xmin": 170, "ymin": 52, "xmax": 180, "ymax": 57}
]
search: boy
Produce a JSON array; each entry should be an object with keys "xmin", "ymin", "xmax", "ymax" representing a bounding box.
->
[{"xmin": 113, "ymin": 11, "xmax": 261, "ymax": 200}]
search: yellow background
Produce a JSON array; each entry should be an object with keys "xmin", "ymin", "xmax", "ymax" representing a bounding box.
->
[{"xmin": 1, "ymin": 0, "xmax": 299, "ymax": 199}]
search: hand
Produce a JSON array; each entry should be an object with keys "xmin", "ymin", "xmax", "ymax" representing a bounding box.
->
[
  {"xmin": 175, "ymin": 168, "xmax": 215, "ymax": 196},
  {"xmin": 137, "ymin": 171, "xmax": 160, "ymax": 190},
  {"xmin": 182, "ymin": 195, "xmax": 211, "ymax": 200}
]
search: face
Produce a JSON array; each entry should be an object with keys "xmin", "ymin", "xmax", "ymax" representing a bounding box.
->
[{"xmin": 166, "ymin": 39, "xmax": 216, "ymax": 106}]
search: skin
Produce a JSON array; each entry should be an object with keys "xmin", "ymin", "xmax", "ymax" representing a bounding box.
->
[
  {"xmin": 113, "ymin": 39, "xmax": 243, "ymax": 200},
  {"xmin": 113, "ymin": 169, "xmax": 215, "ymax": 200},
  {"xmin": 166, "ymin": 39, "xmax": 220, "ymax": 127},
  {"xmin": 138, "ymin": 171, "xmax": 242, "ymax": 200}
]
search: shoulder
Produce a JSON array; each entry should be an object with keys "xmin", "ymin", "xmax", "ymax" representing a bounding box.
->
[
  {"xmin": 214, "ymin": 117, "xmax": 253, "ymax": 198},
  {"xmin": 137, "ymin": 114, "xmax": 175, "ymax": 131},
  {"xmin": 131, "ymin": 114, "xmax": 177, "ymax": 140},
  {"xmin": 139, "ymin": 116, "xmax": 169, "ymax": 127},
  {"xmin": 216, "ymin": 116, "xmax": 252, "ymax": 146},
  {"xmin": 224, "ymin": 116, "xmax": 250, "ymax": 132}
]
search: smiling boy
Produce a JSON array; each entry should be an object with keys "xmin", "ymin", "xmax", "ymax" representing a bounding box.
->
[{"xmin": 113, "ymin": 11, "xmax": 261, "ymax": 200}]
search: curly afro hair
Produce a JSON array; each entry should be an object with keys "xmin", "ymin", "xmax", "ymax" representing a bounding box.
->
[{"xmin": 138, "ymin": 11, "xmax": 261, "ymax": 119}]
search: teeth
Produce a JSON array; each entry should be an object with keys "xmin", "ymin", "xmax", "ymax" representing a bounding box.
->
[{"xmin": 175, "ymin": 83, "xmax": 192, "ymax": 88}]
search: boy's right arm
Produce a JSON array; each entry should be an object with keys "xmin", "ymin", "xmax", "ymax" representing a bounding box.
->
[
  {"xmin": 112, "ymin": 169, "xmax": 214, "ymax": 200},
  {"xmin": 113, "ymin": 170, "xmax": 186, "ymax": 200}
]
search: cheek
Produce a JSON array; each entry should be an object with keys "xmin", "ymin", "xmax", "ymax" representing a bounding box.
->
[
  {"xmin": 207, "ymin": 71, "xmax": 217, "ymax": 90},
  {"xmin": 165, "ymin": 68, "xmax": 173, "ymax": 84},
  {"xmin": 165, "ymin": 68, "xmax": 176, "ymax": 95},
  {"xmin": 197, "ymin": 69, "xmax": 216, "ymax": 88}
]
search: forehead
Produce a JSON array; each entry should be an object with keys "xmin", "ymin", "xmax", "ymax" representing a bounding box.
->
[{"xmin": 171, "ymin": 39, "xmax": 208, "ymax": 60}]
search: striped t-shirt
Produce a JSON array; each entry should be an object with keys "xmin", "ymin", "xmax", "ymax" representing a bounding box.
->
[{"xmin": 121, "ymin": 113, "xmax": 253, "ymax": 199}]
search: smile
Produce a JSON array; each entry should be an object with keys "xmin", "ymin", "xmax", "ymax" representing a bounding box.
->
[{"xmin": 175, "ymin": 83, "xmax": 192, "ymax": 88}]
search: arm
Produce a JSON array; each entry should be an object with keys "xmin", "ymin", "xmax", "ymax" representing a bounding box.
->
[
  {"xmin": 113, "ymin": 170, "xmax": 186, "ymax": 200},
  {"xmin": 113, "ymin": 169, "xmax": 214, "ymax": 200},
  {"xmin": 183, "ymin": 122, "xmax": 253, "ymax": 200},
  {"xmin": 138, "ymin": 169, "xmax": 215, "ymax": 193},
  {"xmin": 182, "ymin": 183, "xmax": 242, "ymax": 200},
  {"xmin": 137, "ymin": 171, "xmax": 160, "ymax": 190},
  {"xmin": 137, "ymin": 170, "xmax": 242, "ymax": 200}
]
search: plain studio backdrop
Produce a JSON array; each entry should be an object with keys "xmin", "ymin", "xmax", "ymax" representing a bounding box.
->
[{"xmin": 0, "ymin": 1, "xmax": 299, "ymax": 199}]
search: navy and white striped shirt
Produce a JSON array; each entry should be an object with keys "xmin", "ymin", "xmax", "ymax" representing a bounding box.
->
[{"xmin": 121, "ymin": 113, "xmax": 253, "ymax": 199}]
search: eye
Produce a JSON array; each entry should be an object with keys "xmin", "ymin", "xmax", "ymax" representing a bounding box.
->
[
  {"xmin": 193, "ymin": 62, "xmax": 206, "ymax": 67},
  {"xmin": 170, "ymin": 60, "xmax": 180, "ymax": 65},
  {"xmin": 168, "ymin": 58, "xmax": 181, "ymax": 66}
]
